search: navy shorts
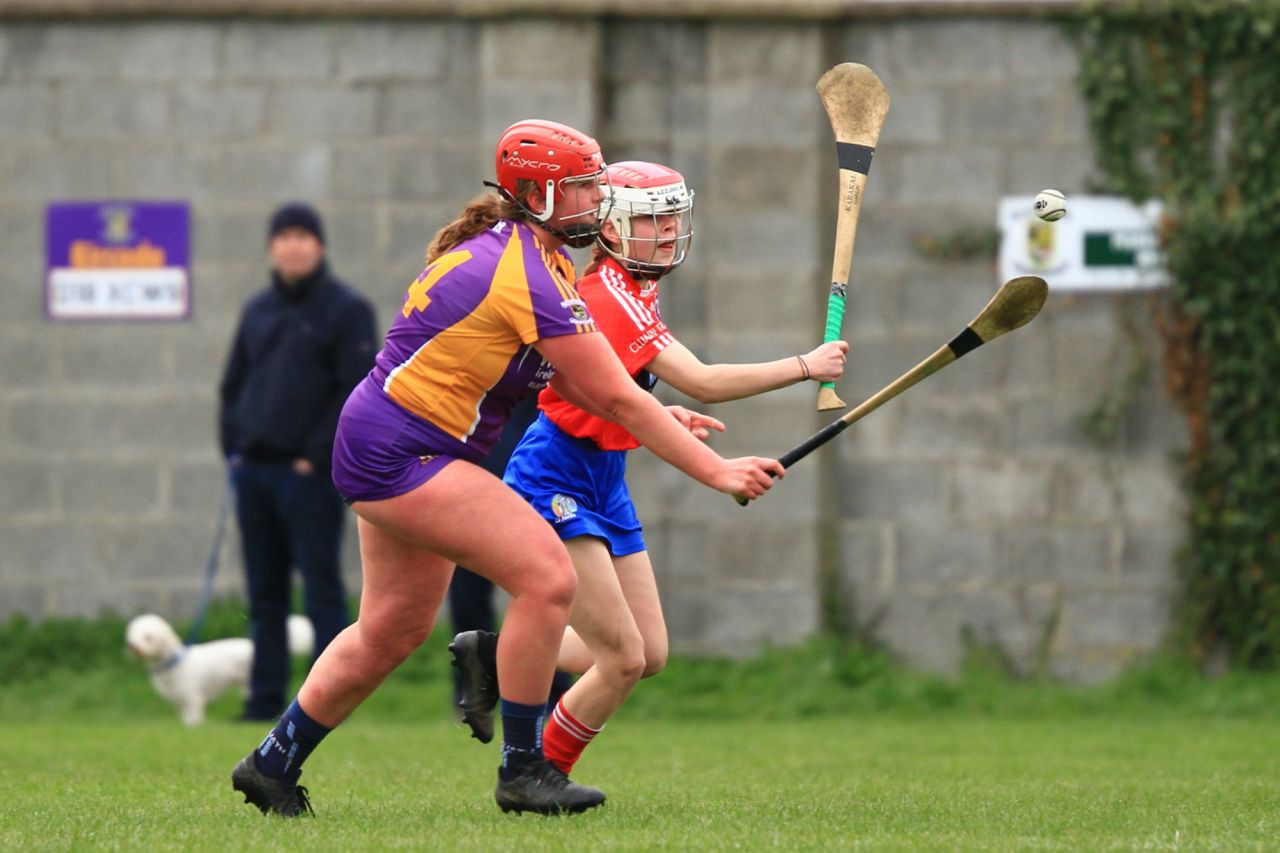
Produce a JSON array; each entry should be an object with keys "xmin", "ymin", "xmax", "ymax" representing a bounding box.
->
[{"xmin": 503, "ymin": 413, "xmax": 646, "ymax": 556}]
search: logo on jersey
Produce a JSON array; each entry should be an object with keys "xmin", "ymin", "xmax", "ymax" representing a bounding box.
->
[
  {"xmin": 550, "ymin": 494, "xmax": 578, "ymax": 522},
  {"xmin": 628, "ymin": 324, "xmax": 665, "ymax": 353},
  {"xmin": 561, "ymin": 298, "xmax": 592, "ymax": 326}
]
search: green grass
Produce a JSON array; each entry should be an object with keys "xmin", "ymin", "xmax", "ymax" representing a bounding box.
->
[
  {"xmin": 2, "ymin": 607, "xmax": 1279, "ymax": 849},
  {"xmin": 0, "ymin": 717, "xmax": 1276, "ymax": 850}
]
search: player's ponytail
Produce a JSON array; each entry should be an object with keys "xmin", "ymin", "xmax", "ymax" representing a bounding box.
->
[{"xmin": 425, "ymin": 180, "xmax": 537, "ymax": 264}]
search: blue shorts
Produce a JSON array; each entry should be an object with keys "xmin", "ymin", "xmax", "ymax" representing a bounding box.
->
[{"xmin": 503, "ymin": 413, "xmax": 646, "ymax": 557}]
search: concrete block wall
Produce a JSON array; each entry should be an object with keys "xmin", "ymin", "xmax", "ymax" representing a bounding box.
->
[
  {"xmin": 810, "ymin": 17, "xmax": 1185, "ymax": 681},
  {"xmin": 0, "ymin": 11, "xmax": 1187, "ymax": 681}
]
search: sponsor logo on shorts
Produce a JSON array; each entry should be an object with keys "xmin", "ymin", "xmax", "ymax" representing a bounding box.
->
[
  {"xmin": 550, "ymin": 494, "xmax": 578, "ymax": 522},
  {"xmin": 419, "ymin": 454, "xmax": 437, "ymax": 465}
]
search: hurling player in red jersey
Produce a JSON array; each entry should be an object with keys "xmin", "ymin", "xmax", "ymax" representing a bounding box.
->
[
  {"xmin": 451, "ymin": 161, "xmax": 848, "ymax": 789},
  {"xmin": 230, "ymin": 127, "xmax": 785, "ymax": 819}
]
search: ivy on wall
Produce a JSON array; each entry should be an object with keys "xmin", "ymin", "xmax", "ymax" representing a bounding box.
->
[{"xmin": 1073, "ymin": 0, "xmax": 1280, "ymax": 667}]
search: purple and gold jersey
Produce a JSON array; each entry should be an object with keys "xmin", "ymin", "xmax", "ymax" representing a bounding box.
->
[
  {"xmin": 331, "ymin": 220, "xmax": 596, "ymax": 502},
  {"xmin": 375, "ymin": 219, "xmax": 595, "ymax": 454}
]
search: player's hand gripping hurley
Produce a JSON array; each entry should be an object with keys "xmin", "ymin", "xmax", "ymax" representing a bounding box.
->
[
  {"xmin": 737, "ymin": 276, "xmax": 1048, "ymax": 505},
  {"xmin": 816, "ymin": 63, "xmax": 890, "ymax": 411}
]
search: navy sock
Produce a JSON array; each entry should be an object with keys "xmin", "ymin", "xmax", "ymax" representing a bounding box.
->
[
  {"xmin": 253, "ymin": 699, "xmax": 331, "ymax": 782},
  {"xmin": 499, "ymin": 698, "xmax": 545, "ymax": 779}
]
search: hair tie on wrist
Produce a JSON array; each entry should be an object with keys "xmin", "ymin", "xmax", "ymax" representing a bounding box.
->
[{"xmin": 797, "ymin": 355, "xmax": 810, "ymax": 381}]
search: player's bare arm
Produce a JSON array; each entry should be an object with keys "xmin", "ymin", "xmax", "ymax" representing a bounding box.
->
[
  {"xmin": 548, "ymin": 372, "xmax": 722, "ymax": 440},
  {"xmin": 646, "ymin": 339, "xmax": 849, "ymax": 404},
  {"xmin": 536, "ymin": 333, "xmax": 781, "ymax": 498}
]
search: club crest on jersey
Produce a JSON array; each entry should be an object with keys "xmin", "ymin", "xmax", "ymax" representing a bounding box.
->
[
  {"xmin": 550, "ymin": 494, "xmax": 578, "ymax": 522},
  {"xmin": 561, "ymin": 298, "xmax": 591, "ymax": 325}
]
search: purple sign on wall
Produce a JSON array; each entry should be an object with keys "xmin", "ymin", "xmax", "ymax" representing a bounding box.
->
[{"xmin": 46, "ymin": 201, "xmax": 191, "ymax": 321}]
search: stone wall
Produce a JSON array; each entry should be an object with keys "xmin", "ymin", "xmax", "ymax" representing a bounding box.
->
[{"xmin": 0, "ymin": 10, "xmax": 1186, "ymax": 680}]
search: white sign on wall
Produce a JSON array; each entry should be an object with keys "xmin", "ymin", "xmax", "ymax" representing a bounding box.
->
[{"xmin": 998, "ymin": 195, "xmax": 1168, "ymax": 291}]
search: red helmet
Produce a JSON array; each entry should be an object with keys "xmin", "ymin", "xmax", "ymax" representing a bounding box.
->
[
  {"xmin": 598, "ymin": 161, "xmax": 694, "ymax": 279},
  {"xmin": 492, "ymin": 120, "xmax": 610, "ymax": 247},
  {"xmin": 494, "ymin": 119, "xmax": 604, "ymax": 196}
]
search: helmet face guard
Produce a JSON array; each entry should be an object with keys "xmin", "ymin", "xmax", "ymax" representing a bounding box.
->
[
  {"xmin": 535, "ymin": 168, "xmax": 613, "ymax": 249},
  {"xmin": 493, "ymin": 119, "xmax": 612, "ymax": 248},
  {"xmin": 598, "ymin": 161, "xmax": 694, "ymax": 279}
]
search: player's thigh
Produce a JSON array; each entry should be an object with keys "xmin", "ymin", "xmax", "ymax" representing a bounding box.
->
[
  {"xmin": 351, "ymin": 514, "xmax": 453, "ymax": 646},
  {"xmin": 352, "ymin": 458, "xmax": 573, "ymax": 598},
  {"xmin": 564, "ymin": 537, "xmax": 642, "ymax": 656},
  {"xmin": 614, "ymin": 550, "xmax": 668, "ymax": 672}
]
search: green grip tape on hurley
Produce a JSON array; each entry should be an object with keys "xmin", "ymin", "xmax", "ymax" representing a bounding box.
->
[{"xmin": 819, "ymin": 284, "xmax": 848, "ymax": 390}]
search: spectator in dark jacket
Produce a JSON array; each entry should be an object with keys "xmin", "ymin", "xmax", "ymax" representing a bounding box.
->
[{"xmin": 219, "ymin": 202, "xmax": 377, "ymax": 721}]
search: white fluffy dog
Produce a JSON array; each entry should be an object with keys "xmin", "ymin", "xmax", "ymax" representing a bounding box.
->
[{"xmin": 125, "ymin": 613, "xmax": 314, "ymax": 726}]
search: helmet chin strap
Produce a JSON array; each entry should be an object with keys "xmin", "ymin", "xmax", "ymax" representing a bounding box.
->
[
  {"xmin": 604, "ymin": 236, "xmax": 675, "ymax": 280},
  {"xmin": 482, "ymin": 180, "xmax": 598, "ymax": 247},
  {"xmin": 533, "ymin": 180, "xmax": 556, "ymax": 223},
  {"xmin": 549, "ymin": 225, "xmax": 600, "ymax": 249},
  {"xmin": 622, "ymin": 258, "xmax": 675, "ymax": 281}
]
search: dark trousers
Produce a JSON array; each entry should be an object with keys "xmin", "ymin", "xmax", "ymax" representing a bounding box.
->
[{"xmin": 232, "ymin": 459, "xmax": 350, "ymax": 718}]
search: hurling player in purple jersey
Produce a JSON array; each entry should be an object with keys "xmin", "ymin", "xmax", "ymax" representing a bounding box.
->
[{"xmin": 231, "ymin": 120, "xmax": 784, "ymax": 818}]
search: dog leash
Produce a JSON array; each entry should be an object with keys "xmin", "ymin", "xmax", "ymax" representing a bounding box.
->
[{"xmin": 185, "ymin": 475, "xmax": 233, "ymax": 646}]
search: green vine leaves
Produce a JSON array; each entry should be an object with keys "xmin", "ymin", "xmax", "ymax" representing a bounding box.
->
[{"xmin": 1071, "ymin": 0, "xmax": 1280, "ymax": 668}]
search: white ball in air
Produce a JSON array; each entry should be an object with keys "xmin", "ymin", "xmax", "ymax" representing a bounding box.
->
[{"xmin": 1034, "ymin": 189, "xmax": 1067, "ymax": 222}]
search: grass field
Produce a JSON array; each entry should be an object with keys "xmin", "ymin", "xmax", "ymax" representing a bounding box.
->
[
  {"xmin": 1, "ymin": 716, "xmax": 1276, "ymax": 851},
  {"xmin": 2, "ymin": 612, "xmax": 1279, "ymax": 850}
]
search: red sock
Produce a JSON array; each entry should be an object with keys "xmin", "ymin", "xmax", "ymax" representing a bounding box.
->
[{"xmin": 542, "ymin": 698, "xmax": 602, "ymax": 775}]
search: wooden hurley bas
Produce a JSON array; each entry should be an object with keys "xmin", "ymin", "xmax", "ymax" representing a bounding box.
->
[{"xmin": 816, "ymin": 62, "xmax": 890, "ymax": 411}]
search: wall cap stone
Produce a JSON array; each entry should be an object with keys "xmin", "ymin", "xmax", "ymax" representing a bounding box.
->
[{"xmin": 0, "ymin": 0, "xmax": 1085, "ymax": 21}]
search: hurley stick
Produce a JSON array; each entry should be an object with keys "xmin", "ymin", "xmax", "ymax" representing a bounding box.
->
[
  {"xmin": 737, "ymin": 276, "xmax": 1048, "ymax": 505},
  {"xmin": 816, "ymin": 63, "xmax": 890, "ymax": 411}
]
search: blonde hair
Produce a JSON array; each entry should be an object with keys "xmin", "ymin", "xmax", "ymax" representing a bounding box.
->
[{"xmin": 425, "ymin": 181, "xmax": 539, "ymax": 264}]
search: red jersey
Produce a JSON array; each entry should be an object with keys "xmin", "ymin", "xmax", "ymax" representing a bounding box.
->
[{"xmin": 538, "ymin": 256, "xmax": 676, "ymax": 450}]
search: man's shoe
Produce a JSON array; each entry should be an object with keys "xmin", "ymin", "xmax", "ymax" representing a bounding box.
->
[
  {"xmin": 448, "ymin": 630, "xmax": 498, "ymax": 743},
  {"xmin": 231, "ymin": 752, "xmax": 314, "ymax": 817},
  {"xmin": 236, "ymin": 711, "xmax": 279, "ymax": 723},
  {"xmin": 494, "ymin": 758, "xmax": 607, "ymax": 815}
]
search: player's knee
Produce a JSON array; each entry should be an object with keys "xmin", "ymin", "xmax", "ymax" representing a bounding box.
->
[
  {"xmin": 508, "ymin": 548, "xmax": 577, "ymax": 612},
  {"xmin": 641, "ymin": 648, "xmax": 668, "ymax": 679},
  {"xmin": 602, "ymin": 632, "xmax": 646, "ymax": 686},
  {"xmin": 359, "ymin": 620, "xmax": 430, "ymax": 670},
  {"xmin": 615, "ymin": 648, "xmax": 647, "ymax": 686},
  {"xmin": 525, "ymin": 557, "xmax": 577, "ymax": 613},
  {"xmin": 544, "ymin": 563, "xmax": 578, "ymax": 612}
]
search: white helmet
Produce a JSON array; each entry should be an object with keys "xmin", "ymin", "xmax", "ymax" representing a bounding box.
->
[{"xmin": 598, "ymin": 161, "xmax": 694, "ymax": 279}]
